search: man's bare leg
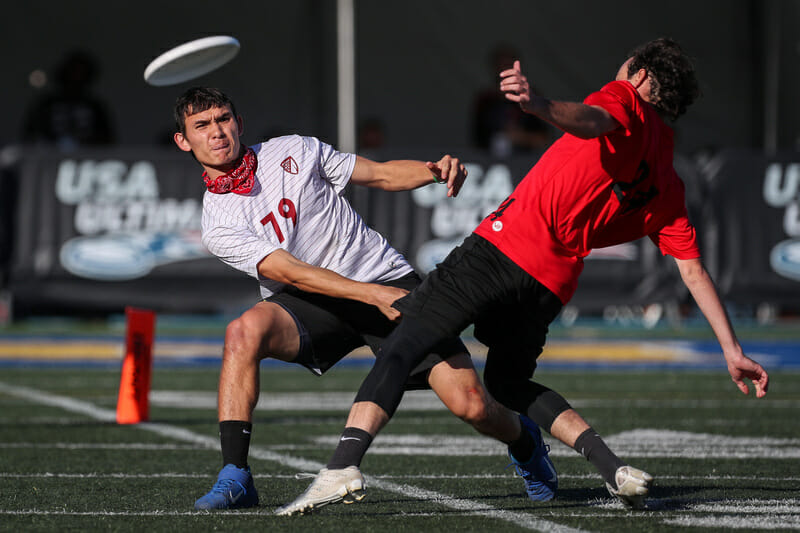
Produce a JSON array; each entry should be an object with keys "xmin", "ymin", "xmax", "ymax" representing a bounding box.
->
[
  {"xmin": 548, "ymin": 408, "xmax": 590, "ymax": 447},
  {"xmin": 275, "ymin": 355, "xmax": 527, "ymax": 516},
  {"xmin": 539, "ymin": 406, "xmax": 651, "ymax": 508},
  {"xmin": 217, "ymin": 301, "xmax": 300, "ymax": 423},
  {"xmin": 195, "ymin": 302, "xmax": 299, "ymax": 511},
  {"xmin": 427, "ymin": 353, "xmax": 521, "ymax": 442}
]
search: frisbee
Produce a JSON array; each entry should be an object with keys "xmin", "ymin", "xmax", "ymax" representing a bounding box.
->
[{"xmin": 144, "ymin": 35, "xmax": 240, "ymax": 86}]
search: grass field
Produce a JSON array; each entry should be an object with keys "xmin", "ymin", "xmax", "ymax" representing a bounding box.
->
[{"xmin": 1, "ymin": 355, "xmax": 798, "ymax": 532}]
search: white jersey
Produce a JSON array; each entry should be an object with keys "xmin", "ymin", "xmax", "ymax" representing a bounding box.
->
[{"xmin": 202, "ymin": 135, "xmax": 413, "ymax": 298}]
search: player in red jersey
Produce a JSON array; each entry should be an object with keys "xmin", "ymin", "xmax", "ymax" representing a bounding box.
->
[{"xmin": 277, "ymin": 38, "xmax": 770, "ymax": 515}]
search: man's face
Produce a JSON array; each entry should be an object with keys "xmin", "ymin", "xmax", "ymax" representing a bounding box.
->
[{"xmin": 174, "ymin": 105, "xmax": 243, "ymax": 176}]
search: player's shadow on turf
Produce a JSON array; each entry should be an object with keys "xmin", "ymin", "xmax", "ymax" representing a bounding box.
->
[
  {"xmin": 483, "ymin": 487, "xmax": 614, "ymax": 509},
  {"xmin": 642, "ymin": 486, "xmax": 781, "ymax": 512}
]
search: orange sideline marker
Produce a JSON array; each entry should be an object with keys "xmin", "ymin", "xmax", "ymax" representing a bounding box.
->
[{"xmin": 116, "ymin": 307, "xmax": 156, "ymax": 424}]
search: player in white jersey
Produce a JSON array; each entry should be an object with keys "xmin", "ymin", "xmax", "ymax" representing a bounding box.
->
[
  {"xmin": 173, "ymin": 87, "xmax": 544, "ymax": 511},
  {"xmin": 201, "ymin": 133, "xmax": 413, "ymax": 300}
]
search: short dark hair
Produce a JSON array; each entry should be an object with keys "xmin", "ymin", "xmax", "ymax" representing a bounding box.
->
[
  {"xmin": 626, "ymin": 38, "xmax": 700, "ymax": 121},
  {"xmin": 174, "ymin": 87, "xmax": 238, "ymax": 134}
]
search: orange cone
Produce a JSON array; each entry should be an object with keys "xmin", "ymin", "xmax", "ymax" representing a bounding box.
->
[{"xmin": 116, "ymin": 307, "xmax": 156, "ymax": 424}]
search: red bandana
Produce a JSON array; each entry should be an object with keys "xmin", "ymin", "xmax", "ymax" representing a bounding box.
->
[{"xmin": 203, "ymin": 147, "xmax": 257, "ymax": 195}]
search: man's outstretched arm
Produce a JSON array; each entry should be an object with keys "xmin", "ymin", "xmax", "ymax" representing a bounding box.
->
[
  {"xmin": 258, "ymin": 249, "xmax": 407, "ymax": 321},
  {"xmin": 500, "ymin": 60, "xmax": 619, "ymax": 139},
  {"xmin": 350, "ymin": 154, "xmax": 467, "ymax": 198},
  {"xmin": 674, "ymin": 257, "xmax": 769, "ymax": 397}
]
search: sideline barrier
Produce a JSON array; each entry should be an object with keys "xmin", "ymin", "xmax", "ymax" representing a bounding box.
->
[
  {"xmin": 700, "ymin": 149, "xmax": 800, "ymax": 310},
  {"xmin": 2, "ymin": 146, "xmax": 798, "ymax": 318}
]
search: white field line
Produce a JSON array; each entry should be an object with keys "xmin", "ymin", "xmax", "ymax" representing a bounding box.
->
[
  {"xmin": 687, "ymin": 500, "xmax": 800, "ymax": 514},
  {"xmin": 309, "ymin": 431, "xmax": 800, "ymax": 459},
  {"xmin": 0, "ymin": 442, "xmax": 192, "ymax": 450},
  {"xmin": 4, "ymin": 428, "xmax": 798, "ymax": 460},
  {"xmin": 0, "ymin": 381, "xmax": 585, "ymax": 533},
  {"xmin": 149, "ymin": 390, "xmax": 800, "ymax": 411},
  {"xmin": 663, "ymin": 514, "xmax": 800, "ymax": 530}
]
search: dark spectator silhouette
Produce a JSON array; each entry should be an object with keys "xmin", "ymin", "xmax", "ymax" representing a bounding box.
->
[
  {"xmin": 22, "ymin": 50, "xmax": 115, "ymax": 149},
  {"xmin": 473, "ymin": 44, "xmax": 550, "ymax": 158}
]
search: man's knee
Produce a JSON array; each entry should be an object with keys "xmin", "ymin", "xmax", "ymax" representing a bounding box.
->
[
  {"xmin": 223, "ymin": 305, "xmax": 283, "ymax": 362},
  {"xmin": 445, "ymin": 384, "xmax": 491, "ymax": 426}
]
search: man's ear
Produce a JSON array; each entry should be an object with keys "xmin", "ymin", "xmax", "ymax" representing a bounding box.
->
[
  {"xmin": 237, "ymin": 115, "xmax": 244, "ymax": 137},
  {"xmin": 174, "ymin": 132, "xmax": 192, "ymax": 153},
  {"xmin": 631, "ymin": 68, "xmax": 648, "ymax": 88}
]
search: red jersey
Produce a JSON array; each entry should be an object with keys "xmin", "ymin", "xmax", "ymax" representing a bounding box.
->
[{"xmin": 474, "ymin": 80, "xmax": 700, "ymax": 304}]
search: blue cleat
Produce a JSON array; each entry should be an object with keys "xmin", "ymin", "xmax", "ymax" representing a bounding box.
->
[
  {"xmin": 194, "ymin": 464, "xmax": 259, "ymax": 510},
  {"xmin": 508, "ymin": 415, "xmax": 558, "ymax": 502}
]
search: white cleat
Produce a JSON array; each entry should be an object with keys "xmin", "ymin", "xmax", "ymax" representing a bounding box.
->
[
  {"xmin": 605, "ymin": 465, "xmax": 653, "ymax": 510},
  {"xmin": 275, "ymin": 466, "xmax": 366, "ymax": 516}
]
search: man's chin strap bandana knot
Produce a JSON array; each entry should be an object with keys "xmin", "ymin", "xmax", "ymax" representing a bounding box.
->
[{"xmin": 203, "ymin": 147, "xmax": 257, "ymax": 195}]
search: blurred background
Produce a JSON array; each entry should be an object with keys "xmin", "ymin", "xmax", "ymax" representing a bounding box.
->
[{"xmin": 2, "ymin": 0, "xmax": 799, "ymax": 331}]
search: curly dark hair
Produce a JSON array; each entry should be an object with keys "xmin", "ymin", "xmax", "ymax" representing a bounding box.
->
[
  {"xmin": 626, "ymin": 38, "xmax": 700, "ymax": 121},
  {"xmin": 174, "ymin": 87, "xmax": 238, "ymax": 134}
]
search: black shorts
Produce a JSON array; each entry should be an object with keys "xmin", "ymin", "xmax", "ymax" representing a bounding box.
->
[
  {"xmin": 266, "ymin": 272, "xmax": 467, "ymax": 390},
  {"xmin": 392, "ymin": 233, "xmax": 563, "ymax": 379}
]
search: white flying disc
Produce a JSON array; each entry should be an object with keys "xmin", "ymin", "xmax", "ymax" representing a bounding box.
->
[{"xmin": 144, "ymin": 35, "xmax": 240, "ymax": 86}]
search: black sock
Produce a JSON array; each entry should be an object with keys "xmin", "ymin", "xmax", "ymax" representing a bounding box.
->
[
  {"xmin": 574, "ymin": 427, "xmax": 625, "ymax": 487},
  {"xmin": 219, "ymin": 420, "xmax": 252, "ymax": 469},
  {"xmin": 327, "ymin": 427, "xmax": 373, "ymax": 469},
  {"xmin": 508, "ymin": 422, "xmax": 536, "ymax": 463}
]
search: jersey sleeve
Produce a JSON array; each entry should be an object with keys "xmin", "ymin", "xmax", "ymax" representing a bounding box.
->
[
  {"xmin": 583, "ymin": 80, "xmax": 637, "ymax": 132},
  {"xmin": 201, "ymin": 200, "xmax": 279, "ymax": 279},
  {"xmin": 303, "ymin": 136, "xmax": 357, "ymax": 195},
  {"xmin": 648, "ymin": 207, "xmax": 701, "ymax": 260}
]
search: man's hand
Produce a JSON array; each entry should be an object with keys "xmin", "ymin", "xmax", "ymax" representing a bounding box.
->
[
  {"xmin": 500, "ymin": 60, "xmax": 532, "ymax": 112},
  {"xmin": 368, "ymin": 284, "xmax": 410, "ymax": 321},
  {"xmin": 726, "ymin": 352, "xmax": 769, "ymax": 398},
  {"xmin": 426, "ymin": 155, "xmax": 467, "ymax": 198}
]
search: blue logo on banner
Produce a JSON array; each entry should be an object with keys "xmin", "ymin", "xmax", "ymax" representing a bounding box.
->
[
  {"xmin": 770, "ymin": 239, "xmax": 800, "ymax": 282},
  {"xmin": 59, "ymin": 232, "xmax": 210, "ymax": 281}
]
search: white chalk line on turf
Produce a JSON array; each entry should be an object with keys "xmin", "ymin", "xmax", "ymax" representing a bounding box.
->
[
  {"xmin": 688, "ymin": 499, "xmax": 800, "ymax": 514},
  {"xmin": 4, "ymin": 434, "xmax": 799, "ymax": 460},
  {"xmin": 4, "ymin": 429, "xmax": 799, "ymax": 460},
  {"xmin": 0, "ymin": 441, "xmax": 223, "ymax": 451},
  {"xmin": 663, "ymin": 514, "xmax": 800, "ymax": 530},
  {"xmin": 0, "ymin": 381, "xmax": 586, "ymax": 533},
  {"xmin": 149, "ymin": 389, "xmax": 800, "ymax": 411},
  {"xmin": 310, "ymin": 431, "xmax": 800, "ymax": 459}
]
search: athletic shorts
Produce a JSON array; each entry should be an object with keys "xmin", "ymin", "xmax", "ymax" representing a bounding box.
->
[
  {"xmin": 266, "ymin": 272, "xmax": 468, "ymax": 390},
  {"xmin": 392, "ymin": 233, "xmax": 563, "ymax": 379}
]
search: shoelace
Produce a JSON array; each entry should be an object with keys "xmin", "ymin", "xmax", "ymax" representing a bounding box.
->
[{"xmin": 210, "ymin": 478, "xmax": 244, "ymax": 494}]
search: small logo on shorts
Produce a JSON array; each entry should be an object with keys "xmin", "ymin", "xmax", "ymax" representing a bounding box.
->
[{"xmin": 492, "ymin": 220, "xmax": 503, "ymax": 231}]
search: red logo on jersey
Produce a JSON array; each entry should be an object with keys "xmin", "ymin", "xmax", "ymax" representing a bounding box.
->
[{"xmin": 280, "ymin": 156, "xmax": 299, "ymax": 174}]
